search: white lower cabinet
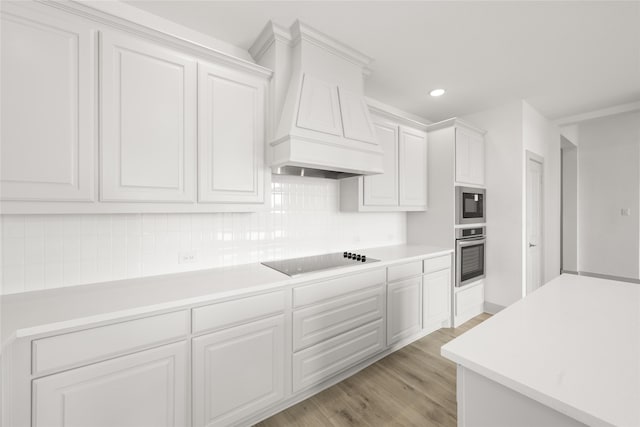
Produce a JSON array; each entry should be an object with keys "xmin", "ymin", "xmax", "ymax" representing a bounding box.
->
[
  {"xmin": 423, "ymin": 268, "xmax": 451, "ymax": 330},
  {"xmin": 32, "ymin": 341, "xmax": 188, "ymax": 427},
  {"xmin": 192, "ymin": 315, "xmax": 285, "ymax": 427},
  {"xmin": 387, "ymin": 277, "xmax": 423, "ymax": 346},
  {"xmin": 11, "ymin": 255, "xmax": 457, "ymax": 427}
]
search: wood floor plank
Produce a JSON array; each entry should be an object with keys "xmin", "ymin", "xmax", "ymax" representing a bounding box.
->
[{"xmin": 255, "ymin": 313, "xmax": 490, "ymax": 426}]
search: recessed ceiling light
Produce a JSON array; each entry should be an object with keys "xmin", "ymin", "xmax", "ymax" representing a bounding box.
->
[{"xmin": 430, "ymin": 88, "xmax": 446, "ymax": 97}]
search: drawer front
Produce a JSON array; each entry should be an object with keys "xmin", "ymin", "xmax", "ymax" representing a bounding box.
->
[
  {"xmin": 293, "ymin": 284, "xmax": 385, "ymax": 352},
  {"xmin": 192, "ymin": 290, "xmax": 285, "ymax": 334},
  {"xmin": 292, "ymin": 319, "xmax": 385, "ymax": 393},
  {"xmin": 455, "ymin": 283, "xmax": 484, "ymax": 316},
  {"xmin": 423, "ymin": 254, "xmax": 451, "ymax": 274},
  {"xmin": 387, "ymin": 260, "xmax": 422, "ymax": 282},
  {"xmin": 293, "ymin": 269, "xmax": 386, "ymax": 308},
  {"xmin": 32, "ymin": 310, "xmax": 189, "ymax": 375}
]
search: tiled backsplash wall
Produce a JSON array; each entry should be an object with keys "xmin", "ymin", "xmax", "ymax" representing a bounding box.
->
[{"xmin": 1, "ymin": 176, "xmax": 406, "ymax": 295}]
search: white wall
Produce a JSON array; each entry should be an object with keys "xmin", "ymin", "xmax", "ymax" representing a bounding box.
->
[
  {"xmin": 0, "ymin": 175, "xmax": 406, "ymax": 295},
  {"xmin": 522, "ymin": 101, "xmax": 562, "ymax": 286},
  {"xmin": 463, "ymin": 100, "xmax": 561, "ymax": 308},
  {"xmin": 463, "ymin": 101, "xmax": 524, "ymax": 308},
  {"xmin": 577, "ymin": 111, "xmax": 640, "ymax": 279},
  {"xmin": 562, "ymin": 146, "xmax": 578, "ymax": 272}
]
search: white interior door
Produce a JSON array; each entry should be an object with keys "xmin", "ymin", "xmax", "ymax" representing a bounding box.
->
[{"xmin": 526, "ymin": 153, "xmax": 544, "ymax": 294}]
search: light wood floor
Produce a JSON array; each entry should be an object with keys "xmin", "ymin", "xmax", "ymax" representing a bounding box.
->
[{"xmin": 256, "ymin": 313, "xmax": 491, "ymax": 427}]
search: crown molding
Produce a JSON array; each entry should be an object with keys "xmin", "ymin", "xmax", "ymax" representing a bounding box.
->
[
  {"xmin": 366, "ymin": 97, "xmax": 431, "ymax": 130},
  {"xmin": 554, "ymin": 101, "xmax": 640, "ymax": 126},
  {"xmin": 249, "ymin": 21, "xmax": 292, "ymax": 62},
  {"xmin": 290, "ymin": 20, "xmax": 373, "ymax": 74},
  {"xmin": 426, "ymin": 117, "xmax": 487, "ymax": 134},
  {"xmin": 37, "ymin": 0, "xmax": 273, "ymax": 78}
]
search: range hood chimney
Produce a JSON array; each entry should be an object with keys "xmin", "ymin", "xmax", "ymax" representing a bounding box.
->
[{"xmin": 250, "ymin": 21, "xmax": 383, "ymax": 179}]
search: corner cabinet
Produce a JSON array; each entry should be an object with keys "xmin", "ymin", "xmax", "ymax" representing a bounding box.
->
[
  {"xmin": 0, "ymin": 1, "xmax": 271, "ymax": 214},
  {"xmin": 341, "ymin": 112, "xmax": 428, "ymax": 212},
  {"xmin": 100, "ymin": 31, "xmax": 197, "ymax": 203}
]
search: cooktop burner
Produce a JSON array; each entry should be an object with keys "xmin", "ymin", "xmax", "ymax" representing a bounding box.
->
[{"xmin": 261, "ymin": 252, "xmax": 379, "ymax": 277}]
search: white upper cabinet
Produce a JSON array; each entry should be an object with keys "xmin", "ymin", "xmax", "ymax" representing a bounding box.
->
[
  {"xmin": 198, "ymin": 62, "xmax": 266, "ymax": 204},
  {"xmin": 100, "ymin": 31, "xmax": 197, "ymax": 203},
  {"xmin": 1, "ymin": 6, "xmax": 95, "ymax": 202},
  {"xmin": 296, "ymin": 74, "xmax": 343, "ymax": 137},
  {"xmin": 363, "ymin": 120, "xmax": 399, "ymax": 206},
  {"xmin": 338, "ymin": 87, "xmax": 377, "ymax": 144},
  {"xmin": 455, "ymin": 127, "xmax": 485, "ymax": 186},
  {"xmin": 399, "ymin": 126, "xmax": 428, "ymax": 207},
  {"xmin": 341, "ymin": 110, "xmax": 428, "ymax": 212}
]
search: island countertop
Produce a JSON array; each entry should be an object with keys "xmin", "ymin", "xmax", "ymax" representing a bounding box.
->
[{"xmin": 441, "ymin": 274, "xmax": 640, "ymax": 427}]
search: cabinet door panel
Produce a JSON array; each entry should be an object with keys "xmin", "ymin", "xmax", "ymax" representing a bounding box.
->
[
  {"xmin": 338, "ymin": 88, "xmax": 376, "ymax": 143},
  {"xmin": 470, "ymin": 131, "xmax": 485, "ymax": 185},
  {"xmin": 198, "ymin": 62, "xmax": 265, "ymax": 203},
  {"xmin": 32, "ymin": 341, "xmax": 188, "ymax": 427},
  {"xmin": 100, "ymin": 31, "xmax": 196, "ymax": 202},
  {"xmin": 399, "ymin": 127, "xmax": 427, "ymax": 207},
  {"xmin": 192, "ymin": 315, "xmax": 285, "ymax": 427},
  {"xmin": 1, "ymin": 8, "xmax": 94, "ymax": 201},
  {"xmin": 423, "ymin": 268, "xmax": 451, "ymax": 328},
  {"xmin": 455, "ymin": 128, "xmax": 472, "ymax": 184},
  {"xmin": 387, "ymin": 277, "xmax": 422, "ymax": 345},
  {"xmin": 363, "ymin": 121, "xmax": 398, "ymax": 206},
  {"xmin": 296, "ymin": 74, "xmax": 343, "ymax": 137}
]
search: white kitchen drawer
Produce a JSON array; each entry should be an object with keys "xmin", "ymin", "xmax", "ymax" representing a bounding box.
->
[
  {"xmin": 32, "ymin": 310, "xmax": 189, "ymax": 375},
  {"xmin": 293, "ymin": 269, "xmax": 385, "ymax": 308},
  {"xmin": 455, "ymin": 282, "xmax": 484, "ymax": 316},
  {"xmin": 387, "ymin": 260, "xmax": 422, "ymax": 282},
  {"xmin": 292, "ymin": 319, "xmax": 385, "ymax": 392},
  {"xmin": 423, "ymin": 254, "xmax": 451, "ymax": 274},
  {"xmin": 292, "ymin": 284, "xmax": 385, "ymax": 352},
  {"xmin": 192, "ymin": 290, "xmax": 285, "ymax": 334}
]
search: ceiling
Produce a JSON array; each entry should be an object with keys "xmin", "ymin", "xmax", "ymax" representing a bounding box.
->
[{"xmin": 125, "ymin": 1, "xmax": 640, "ymax": 122}]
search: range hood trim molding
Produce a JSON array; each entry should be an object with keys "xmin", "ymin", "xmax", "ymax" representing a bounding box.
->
[{"xmin": 250, "ymin": 20, "xmax": 373, "ymax": 76}]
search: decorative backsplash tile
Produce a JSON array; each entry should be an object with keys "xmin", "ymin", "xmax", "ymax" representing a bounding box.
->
[{"xmin": 1, "ymin": 176, "xmax": 406, "ymax": 295}]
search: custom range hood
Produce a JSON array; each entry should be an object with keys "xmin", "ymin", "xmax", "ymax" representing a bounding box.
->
[{"xmin": 250, "ymin": 21, "xmax": 383, "ymax": 179}]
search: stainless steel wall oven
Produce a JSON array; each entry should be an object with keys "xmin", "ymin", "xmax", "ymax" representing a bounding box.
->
[{"xmin": 456, "ymin": 226, "xmax": 486, "ymax": 287}]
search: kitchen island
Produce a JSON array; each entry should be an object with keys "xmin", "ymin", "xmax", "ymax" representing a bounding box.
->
[{"xmin": 441, "ymin": 274, "xmax": 640, "ymax": 427}]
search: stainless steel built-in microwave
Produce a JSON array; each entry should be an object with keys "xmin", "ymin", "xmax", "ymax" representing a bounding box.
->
[{"xmin": 456, "ymin": 186, "xmax": 486, "ymax": 225}]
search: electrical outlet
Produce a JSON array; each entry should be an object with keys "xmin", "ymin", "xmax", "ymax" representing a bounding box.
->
[{"xmin": 178, "ymin": 251, "xmax": 198, "ymax": 264}]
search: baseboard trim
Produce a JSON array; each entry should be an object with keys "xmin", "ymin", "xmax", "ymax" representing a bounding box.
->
[
  {"xmin": 483, "ymin": 301, "xmax": 505, "ymax": 314},
  {"xmin": 574, "ymin": 271, "xmax": 640, "ymax": 284}
]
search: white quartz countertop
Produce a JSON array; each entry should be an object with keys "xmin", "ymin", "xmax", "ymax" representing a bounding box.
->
[
  {"xmin": 441, "ymin": 274, "xmax": 640, "ymax": 427},
  {"xmin": 1, "ymin": 244, "xmax": 451, "ymax": 343}
]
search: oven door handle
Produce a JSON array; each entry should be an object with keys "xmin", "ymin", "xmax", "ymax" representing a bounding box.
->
[{"xmin": 458, "ymin": 238, "xmax": 486, "ymax": 247}]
